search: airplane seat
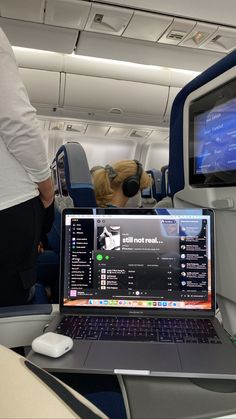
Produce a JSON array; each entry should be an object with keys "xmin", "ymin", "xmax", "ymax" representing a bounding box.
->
[
  {"xmin": 47, "ymin": 141, "xmax": 97, "ymax": 254},
  {"xmin": 46, "ymin": 196, "xmax": 74, "ymax": 254},
  {"xmin": 0, "ymin": 344, "xmax": 107, "ymax": 419},
  {"xmin": 168, "ymin": 48, "xmax": 236, "ymax": 336},
  {"xmin": 140, "ymin": 168, "xmax": 162, "ymax": 208},
  {"xmin": 154, "ymin": 166, "xmax": 173, "ymax": 208},
  {"xmin": 148, "ymin": 169, "xmax": 162, "ymax": 202},
  {"xmin": 168, "ymin": 49, "xmax": 236, "ymax": 200},
  {"xmin": 160, "ymin": 165, "xmax": 169, "ymax": 199},
  {"xmin": 48, "ymin": 141, "xmax": 96, "ymax": 247},
  {"xmin": 37, "ymin": 142, "xmax": 97, "ymax": 303},
  {"xmin": 54, "ymin": 142, "xmax": 97, "ymax": 207},
  {"xmin": 141, "ymin": 196, "xmax": 157, "ymax": 208}
]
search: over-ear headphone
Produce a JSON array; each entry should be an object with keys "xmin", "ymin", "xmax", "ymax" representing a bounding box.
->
[{"xmin": 122, "ymin": 160, "xmax": 143, "ymax": 198}]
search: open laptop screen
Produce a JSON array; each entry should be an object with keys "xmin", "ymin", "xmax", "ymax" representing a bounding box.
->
[{"xmin": 60, "ymin": 208, "xmax": 214, "ymax": 313}]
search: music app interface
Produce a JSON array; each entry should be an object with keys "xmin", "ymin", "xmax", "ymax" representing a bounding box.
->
[{"xmin": 63, "ymin": 213, "xmax": 211, "ymax": 309}]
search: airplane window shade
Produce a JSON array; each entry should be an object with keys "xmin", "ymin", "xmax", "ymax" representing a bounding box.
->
[{"xmin": 189, "ymin": 77, "xmax": 236, "ymax": 188}]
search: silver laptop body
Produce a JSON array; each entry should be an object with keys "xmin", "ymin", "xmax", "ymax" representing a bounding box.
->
[{"xmin": 31, "ymin": 207, "xmax": 236, "ymax": 379}]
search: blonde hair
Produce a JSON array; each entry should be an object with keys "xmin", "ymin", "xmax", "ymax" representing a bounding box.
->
[{"xmin": 91, "ymin": 160, "xmax": 152, "ymax": 207}]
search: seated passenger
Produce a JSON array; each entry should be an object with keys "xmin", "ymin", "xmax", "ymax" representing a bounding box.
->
[{"xmin": 91, "ymin": 160, "xmax": 152, "ymax": 208}]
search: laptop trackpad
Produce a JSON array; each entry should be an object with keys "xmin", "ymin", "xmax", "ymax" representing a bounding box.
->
[{"xmin": 85, "ymin": 342, "xmax": 181, "ymax": 373}]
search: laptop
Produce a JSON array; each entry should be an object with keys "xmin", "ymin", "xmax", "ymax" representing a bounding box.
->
[{"xmin": 31, "ymin": 207, "xmax": 236, "ymax": 378}]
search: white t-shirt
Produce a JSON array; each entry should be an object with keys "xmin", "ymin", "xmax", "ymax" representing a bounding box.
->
[{"xmin": 0, "ymin": 27, "xmax": 50, "ymax": 210}]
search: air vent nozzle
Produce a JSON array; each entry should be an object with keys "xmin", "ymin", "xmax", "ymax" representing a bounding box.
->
[{"xmin": 94, "ymin": 14, "xmax": 104, "ymax": 24}]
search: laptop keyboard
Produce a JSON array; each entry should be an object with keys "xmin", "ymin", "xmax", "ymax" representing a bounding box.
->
[{"xmin": 56, "ymin": 316, "xmax": 221, "ymax": 344}]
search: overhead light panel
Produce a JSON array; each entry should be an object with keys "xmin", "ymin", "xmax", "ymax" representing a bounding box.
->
[
  {"xmin": 65, "ymin": 122, "xmax": 87, "ymax": 133},
  {"xmin": 129, "ymin": 129, "xmax": 151, "ymax": 138},
  {"xmin": 158, "ymin": 18, "xmax": 196, "ymax": 45},
  {"xmin": 106, "ymin": 127, "xmax": 131, "ymax": 137},
  {"xmin": 122, "ymin": 11, "xmax": 173, "ymax": 42},
  {"xmin": 179, "ymin": 22, "xmax": 217, "ymax": 48},
  {"xmin": 85, "ymin": 3, "xmax": 133, "ymax": 35},
  {"xmin": 200, "ymin": 26, "xmax": 236, "ymax": 52}
]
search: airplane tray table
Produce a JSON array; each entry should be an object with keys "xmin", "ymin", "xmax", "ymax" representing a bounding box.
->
[
  {"xmin": 27, "ymin": 348, "xmax": 236, "ymax": 419},
  {"xmin": 121, "ymin": 374, "xmax": 236, "ymax": 419}
]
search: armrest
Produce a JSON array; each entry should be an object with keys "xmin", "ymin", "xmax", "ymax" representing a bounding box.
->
[
  {"xmin": 0, "ymin": 304, "xmax": 52, "ymax": 318},
  {"xmin": 0, "ymin": 304, "xmax": 57, "ymax": 348}
]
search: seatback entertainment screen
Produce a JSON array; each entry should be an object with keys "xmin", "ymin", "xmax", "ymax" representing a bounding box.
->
[{"xmin": 189, "ymin": 77, "xmax": 236, "ymax": 187}]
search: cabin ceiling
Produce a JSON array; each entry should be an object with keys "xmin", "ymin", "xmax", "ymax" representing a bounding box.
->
[
  {"xmin": 0, "ymin": 0, "xmax": 236, "ymax": 72},
  {"xmin": 1, "ymin": 0, "xmax": 236, "ymax": 133}
]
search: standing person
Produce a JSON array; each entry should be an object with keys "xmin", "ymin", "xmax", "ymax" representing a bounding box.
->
[
  {"xmin": 0, "ymin": 27, "xmax": 54, "ymax": 306},
  {"xmin": 91, "ymin": 159, "xmax": 152, "ymax": 208}
]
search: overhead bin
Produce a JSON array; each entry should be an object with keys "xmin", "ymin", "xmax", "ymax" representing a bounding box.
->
[
  {"xmin": 12, "ymin": 47, "xmax": 195, "ymax": 124},
  {"xmin": 44, "ymin": 0, "xmax": 91, "ymax": 29},
  {"xmin": 0, "ymin": 0, "xmax": 45, "ymax": 23},
  {"xmin": 164, "ymin": 86, "xmax": 181, "ymax": 122},
  {"xmin": 14, "ymin": 48, "xmax": 63, "ymax": 72},
  {"xmin": 19, "ymin": 68, "xmax": 60, "ymax": 108},
  {"xmin": 76, "ymin": 32, "xmax": 223, "ymax": 72},
  {"xmin": 13, "ymin": 46, "xmax": 171, "ymax": 86},
  {"xmin": 169, "ymin": 69, "xmax": 199, "ymax": 88},
  {"xmin": 0, "ymin": 17, "xmax": 78, "ymax": 53},
  {"xmin": 63, "ymin": 73, "xmax": 169, "ymax": 119},
  {"xmin": 64, "ymin": 55, "xmax": 171, "ymax": 86}
]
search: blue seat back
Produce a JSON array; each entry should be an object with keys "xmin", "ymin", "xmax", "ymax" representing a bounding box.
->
[
  {"xmin": 168, "ymin": 49, "xmax": 236, "ymax": 197},
  {"xmin": 55, "ymin": 142, "xmax": 97, "ymax": 207},
  {"xmin": 167, "ymin": 50, "xmax": 236, "ymax": 335},
  {"xmin": 147, "ymin": 169, "xmax": 162, "ymax": 202},
  {"xmin": 160, "ymin": 165, "xmax": 169, "ymax": 198},
  {"xmin": 48, "ymin": 142, "xmax": 97, "ymax": 254}
]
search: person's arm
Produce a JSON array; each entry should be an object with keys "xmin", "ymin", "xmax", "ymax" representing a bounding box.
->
[
  {"xmin": 37, "ymin": 177, "xmax": 54, "ymax": 208},
  {"xmin": 0, "ymin": 28, "xmax": 51, "ymax": 185}
]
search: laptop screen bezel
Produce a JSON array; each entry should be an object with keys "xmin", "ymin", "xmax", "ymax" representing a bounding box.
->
[{"xmin": 59, "ymin": 207, "xmax": 215, "ymax": 317}]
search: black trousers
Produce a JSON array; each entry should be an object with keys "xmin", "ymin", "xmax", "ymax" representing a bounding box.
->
[{"xmin": 0, "ymin": 197, "xmax": 44, "ymax": 306}]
